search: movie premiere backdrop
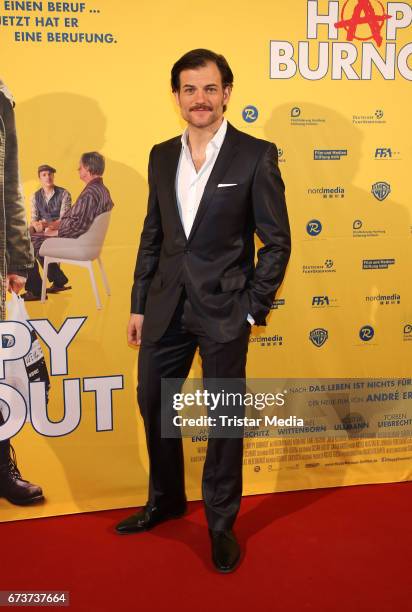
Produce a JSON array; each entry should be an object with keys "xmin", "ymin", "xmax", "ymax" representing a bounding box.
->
[{"xmin": 0, "ymin": 0, "xmax": 411, "ymax": 522}]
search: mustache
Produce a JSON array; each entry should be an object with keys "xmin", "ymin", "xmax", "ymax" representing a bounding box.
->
[{"xmin": 190, "ymin": 105, "xmax": 212, "ymax": 111}]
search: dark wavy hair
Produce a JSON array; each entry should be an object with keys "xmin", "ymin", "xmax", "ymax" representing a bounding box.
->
[{"xmin": 171, "ymin": 49, "xmax": 234, "ymax": 111}]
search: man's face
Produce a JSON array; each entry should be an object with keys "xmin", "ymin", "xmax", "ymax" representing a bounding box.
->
[
  {"xmin": 39, "ymin": 170, "xmax": 55, "ymax": 189},
  {"xmin": 78, "ymin": 162, "xmax": 90, "ymax": 182},
  {"xmin": 174, "ymin": 61, "xmax": 231, "ymax": 129}
]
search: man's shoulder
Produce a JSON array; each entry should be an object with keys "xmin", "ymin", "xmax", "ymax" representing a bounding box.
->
[
  {"xmin": 150, "ymin": 122, "xmax": 274, "ymax": 156},
  {"xmin": 54, "ymin": 185, "xmax": 70, "ymax": 195},
  {"xmin": 152, "ymin": 134, "xmax": 181, "ymax": 154}
]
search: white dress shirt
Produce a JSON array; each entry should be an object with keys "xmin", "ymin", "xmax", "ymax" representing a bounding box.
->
[
  {"xmin": 175, "ymin": 118, "xmax": 255, "ymax": 326},
  {"xmin": 176, "ymin": 118, "xmax": 227, "ymax": 238}
]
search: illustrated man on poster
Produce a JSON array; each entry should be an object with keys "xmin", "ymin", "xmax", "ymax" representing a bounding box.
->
[
  {"xmin": 23, "ymin": 164, "xmax": 73, "ymax": 301},
  {"xmin": 23, "ymin": 152, "xmax": 114, "ymax": 301},
  {"xmin": 0, "ymin": 79, "xmax": 44, "ymax": 505},
  {"xmin": 117, "ymin": 49, "xmax": 291, "ymax": 572}
]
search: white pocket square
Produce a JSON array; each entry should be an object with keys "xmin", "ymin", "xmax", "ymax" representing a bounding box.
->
[{"xmin": 217, "ymin": 183, "xmax": 237, "ymax": 187}]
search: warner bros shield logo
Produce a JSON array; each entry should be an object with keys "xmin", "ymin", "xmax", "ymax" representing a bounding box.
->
[
  {"xmin": 372, "ymin": 182, "xmax": 391, "ymax": 201},
  {"xmin": 309, "ymin": 328, "xmax": 328, "ymax": 347}
]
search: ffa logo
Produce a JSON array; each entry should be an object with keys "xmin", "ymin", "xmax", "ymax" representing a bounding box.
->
[
  {"xmin": 309, "ymin": 328, "xmax": 328, "ymax": 347},
  {"xmin": 372, "ymin": 181, "xmax": 391, "ymax": 201}
]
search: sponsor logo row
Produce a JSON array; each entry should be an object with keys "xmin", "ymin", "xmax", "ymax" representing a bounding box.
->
[
  {"xmin": 306, "ymin": 219, "xmax": 398, "ymax": 236},
  {"xmin": 306, "ymin": 183, "xmax": 391, "ymax": 201},
  {"xmin": 242, "ymin": 106, "xmax": 395, "ymax": 128},
  {"xmin": 274, "ymin": 294, "xmax": 402, "ymax": 309},
  {"xmin": 300, "ymin": 259, "xmax": 405, "ymax": 273},
  {"xmin": 250, "ymin": 325, "xmax": 412, "ymax": 348}
]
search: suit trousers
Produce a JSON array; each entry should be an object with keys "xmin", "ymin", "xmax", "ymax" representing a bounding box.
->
[{"xmin": 137, "ymin": 289, "xmax": 251, "ymax": 531}]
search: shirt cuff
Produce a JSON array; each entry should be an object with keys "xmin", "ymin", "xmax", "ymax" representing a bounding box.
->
[{"xmin": 247, "ymin": 313, "xmax": 255, "ymax": 326}]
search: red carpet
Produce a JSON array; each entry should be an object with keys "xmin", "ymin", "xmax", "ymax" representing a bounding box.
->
[{"xmin": 1, "ymin": 482, "xmax": 411, "ymax": 611}]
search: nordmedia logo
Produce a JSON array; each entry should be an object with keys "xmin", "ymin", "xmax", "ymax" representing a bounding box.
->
[
  {"xmin": 309, "ymin": 328, "xmax": 328, "ymax": 347},
  {"xmin": 365, "ymin": 293, "xmax": 400, "ymax": 305},
  {"xmin": 307, "ymin": 186, "xmax": 345, "ymax": 199},
  {"xmin": 250, "ymin": 334, "xmax": 283, "ymax": 347}
]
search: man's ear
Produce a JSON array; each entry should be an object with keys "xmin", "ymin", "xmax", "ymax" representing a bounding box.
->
[
  {"xmin": 173, "ymin": 90, "xmax": 181, "ymax": 107},
  {"xmin": 223, "ymin": 85, "xmax": 232, "ymax": 106}
]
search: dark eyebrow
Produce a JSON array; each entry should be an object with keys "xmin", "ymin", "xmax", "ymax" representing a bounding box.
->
[{"xmin": 182, "ymin": 82, "xmax": 219, "ymax": 89}]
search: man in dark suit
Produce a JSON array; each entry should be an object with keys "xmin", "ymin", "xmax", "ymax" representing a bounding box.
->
[{"xmin": 116, "ymin": 49, "xmax": 291, "ymax": 572}]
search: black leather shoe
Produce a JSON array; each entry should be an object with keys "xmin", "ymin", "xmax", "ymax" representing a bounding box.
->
[
  {"xmin": 0, "ymin": 443, "xmax": 44, "ymax": 505},
  {"xmin": 209, "ymin": 529, "xmax": 241, "ymax": 573},
  {"xmin": 115, "ymin": 503, "xmax": 186, "ymax": 534}
]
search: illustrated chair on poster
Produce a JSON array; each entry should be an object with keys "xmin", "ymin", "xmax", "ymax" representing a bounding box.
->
[{"xmin": 39, "ymin": 211, "xmax": 112, "ymax": 310}]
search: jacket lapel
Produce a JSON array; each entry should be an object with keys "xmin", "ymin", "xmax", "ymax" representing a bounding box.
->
[
  {"xmin": 164, "ymin": 137, "xmax": 187, "ymax": 242},
  {"xmin": 187, "ymin": 122, "xmax": 240, "ymax": 243}
]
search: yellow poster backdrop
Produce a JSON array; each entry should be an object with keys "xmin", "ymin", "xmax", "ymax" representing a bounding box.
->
[{"xmin": 0, "ymin": 0, "xmax": 411, "ymax": 522}]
